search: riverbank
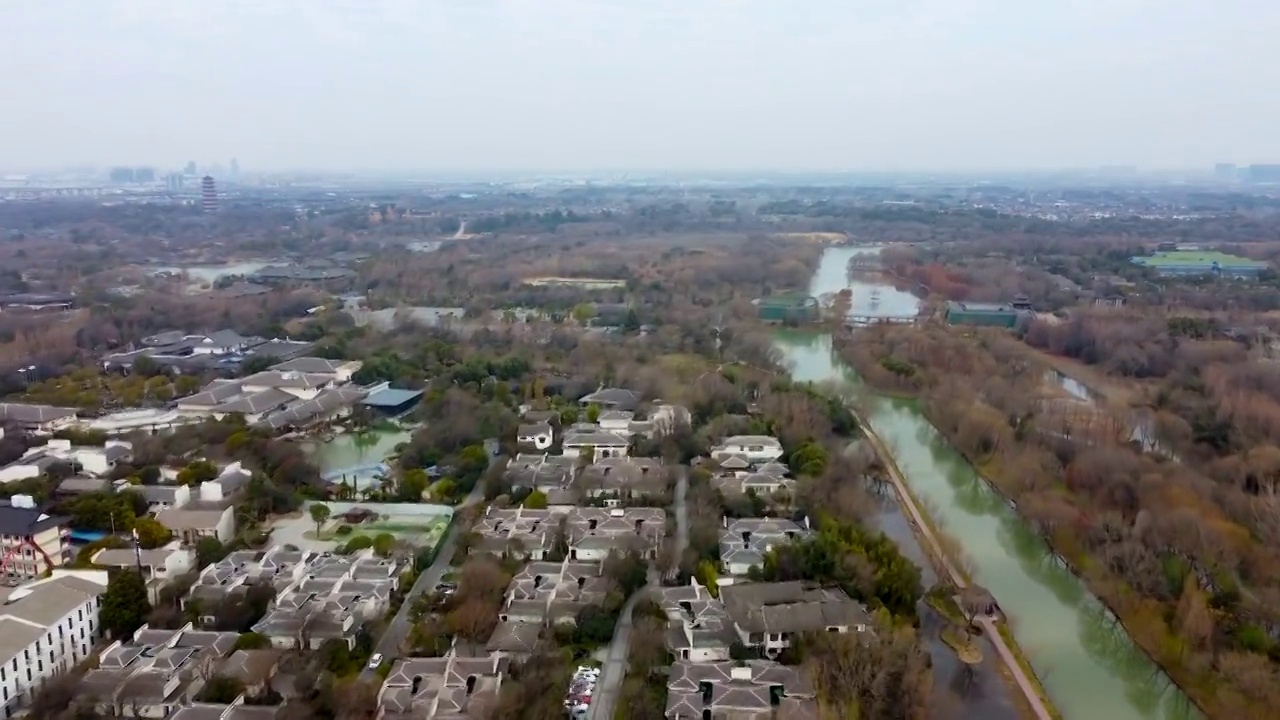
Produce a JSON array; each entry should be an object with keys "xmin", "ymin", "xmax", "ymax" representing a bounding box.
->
[
  {"xmin": 836, "ymin": 335, "xmax": 1214, "ymax": 720},
  {"xmin": 855, "ymin": 409, "xmax": 1058, "ymax": 720},
  {"xmin": 786, "ymin": 245, "xmax": 1198, "ymax": 720}
]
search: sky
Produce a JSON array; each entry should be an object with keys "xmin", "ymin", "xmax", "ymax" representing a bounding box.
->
[{"xmin": 1, "ymin": 0, "xmax": 1277, "ymax": 173}]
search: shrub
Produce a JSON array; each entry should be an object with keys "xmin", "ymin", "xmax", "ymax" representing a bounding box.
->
[{"xmin": 335, "ymin": 524, "xmax": 354, "ymax": 536}]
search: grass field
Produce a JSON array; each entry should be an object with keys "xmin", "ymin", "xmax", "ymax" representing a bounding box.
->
[
  {"xmin": 1135, "ymin": 250, "xmax": 1266, "ymax": 269},
  {"xmin": 309, "ymin": 515, "xmax": 450, "ymax": 548}
]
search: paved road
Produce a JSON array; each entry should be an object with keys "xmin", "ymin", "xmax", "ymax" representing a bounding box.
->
[
  {"xmin": 674, "ymin": 466, "xmax": 689, "ymax": 560},
  {"xmin": 359, "ymin": 482, "xmax": 484, "ymax": 682},
  {"xmin": 592, "ymin": 466, "xmax": 689, "ymax": 720},
  {"xmin": 588, "ymin": 583, "xmax": 643, "ymax": 720}
]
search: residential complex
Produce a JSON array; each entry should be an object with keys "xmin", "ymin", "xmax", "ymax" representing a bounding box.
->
[
  {"xmin": 81, "ymin": 624, "xmax": 238, "ymax": 717},
  {"xmin": 378, "ymin": 651, "xmax": 506, "ymax": 720},
  {"xmin": 184, "ymin": 547, "xmax": 400, "ymax": 650},
  {"xmin": 719, "ymin": 517, "xmax": 810, "ymax": 576},
  {"xmin": 665, "ymin": 660, "xmax": 818, "ymax": 719}
]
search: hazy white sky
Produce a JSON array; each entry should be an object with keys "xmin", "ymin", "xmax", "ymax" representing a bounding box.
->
[{"xmin": 1, "ymin": 0, "xmax": 1276, "ymax": 172}]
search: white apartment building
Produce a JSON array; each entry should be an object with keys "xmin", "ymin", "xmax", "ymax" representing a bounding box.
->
[{"xmin": 0, "ymin": 571, "xmax": 108, "ymax": 719}]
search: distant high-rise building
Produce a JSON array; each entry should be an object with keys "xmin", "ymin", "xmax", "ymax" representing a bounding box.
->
[
  {"xmin": 201, "ymin": 175, "xmax": 218, "ymax": 213},
  {"xmin": 1214, "ymin": 163, "xmax": 1237, "ymax": 179},
  {"xmin": 184, "ymin": 161, "xmax": 197, "ymax": 176},
  {"xmin": 229, "ymin": 158, "xmax": 240, "ymax": 181},
  {"xmin": 165, "ymin": 173, "xmax": 184, "ymax": 192},
  {"xmin": 1248, "ymin": 164, "xmax": 1280, "ymax": 183}
]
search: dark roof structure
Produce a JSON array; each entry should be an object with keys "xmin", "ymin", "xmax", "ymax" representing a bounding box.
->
[
  {"xmin": 578, "ymin": 387, "xmax": 642, "ymax": 411},
  {"xmin": 0, "ymin": 498, "xmax": 69, "ymax": 536},
  {"xmin": 0, "ymin": 403, "xmax": 78, "ymax": 425},
  {"xmin": 360, "ymin": 388, "xmax": 424, "ymax": 408}
]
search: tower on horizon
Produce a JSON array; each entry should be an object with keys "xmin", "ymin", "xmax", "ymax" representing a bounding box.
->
[{"xmin": 201, "ymin": 175, "xmax": 218, "ymax": 213}]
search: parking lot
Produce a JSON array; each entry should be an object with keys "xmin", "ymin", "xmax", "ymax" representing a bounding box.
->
[{"xmin": 564, "ymin": 665, "xmax": 601, "ymax": 719}]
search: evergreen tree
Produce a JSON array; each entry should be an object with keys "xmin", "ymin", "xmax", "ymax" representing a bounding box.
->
[{"xmin": 101, "ymin": 569, "xmax": 151, "ymax": 639}]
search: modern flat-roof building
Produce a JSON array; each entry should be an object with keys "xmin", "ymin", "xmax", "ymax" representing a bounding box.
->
[
  {"xmin": 359, "ymin": 387, "xmax": 423, "ymax": 417},
  {"xmin": 1130, "ymin": 250, "xmax": 1268, "ymax": 279},
  {"xmin": 755, "ymin": 294, "xmax": 819, "ymax": 323},
  {"xmin": 944, "ymin": 301, "xmax": 1021, "ymax": 329}
]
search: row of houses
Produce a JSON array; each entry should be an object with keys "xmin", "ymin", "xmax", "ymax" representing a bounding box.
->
[
  {"xmin": 0, "ymin": 529, "xmax": 401, "ymax": 718},
  {"xmin": 0, "ymin": 458, "xmax": 251, "ymax": 588},
  {"xmin": 172, "ymin": 357, "xmax": 368, "ymax": 432},
  {"xmin": 183, "ymin": 547, "xmax": 401, "ymax": 650},
  {"xmin": 79, "ymin": 623, "xmax": 288, "ymax": 720},
  {"xmin": 368, "ymin": 390, "xmax": 671, "ymax": 720},
  {"xmin": 664, "ymin": 433, "xmax": 865, "ymax": 719},
  {"xmin": 0, "ymin": 355, "xmax": 391, "ymax": 437},
  {"xmin": 102, "ymin": 329, "xmax": 314, "ymax": 374}
]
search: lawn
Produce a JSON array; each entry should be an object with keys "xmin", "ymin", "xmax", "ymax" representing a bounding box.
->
[{"xmin": 310, "ymin": 516, "xmax": 450, "ymax": 549}]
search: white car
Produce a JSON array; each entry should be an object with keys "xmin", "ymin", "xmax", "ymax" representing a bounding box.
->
[{"xmin": 368, "ymin": 652, "xmax": 384, "ymax": 669}]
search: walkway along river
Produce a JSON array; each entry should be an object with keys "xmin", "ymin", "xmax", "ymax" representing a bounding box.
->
[{"xmin": 771, "ymin": 246, "xmax": 1200, "ymax": 720}]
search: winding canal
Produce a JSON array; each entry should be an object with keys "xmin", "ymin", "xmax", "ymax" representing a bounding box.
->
[{"xmin": 773, "ymin": 246, "xmax": 1199, "ymax": 720}]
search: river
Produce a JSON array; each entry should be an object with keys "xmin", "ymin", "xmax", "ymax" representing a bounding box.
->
[{"xmin": 773, "ymin": 246, "xmax": 1199, "ymax": 720}]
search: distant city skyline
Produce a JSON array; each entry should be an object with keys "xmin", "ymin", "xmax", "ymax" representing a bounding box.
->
[{"xmin": 2, "ymin": 1, "xmax": 1278, "ymax": 173}]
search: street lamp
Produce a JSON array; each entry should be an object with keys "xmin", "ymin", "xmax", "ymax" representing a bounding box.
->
[{"xmin": 131, "ymin": 527, "xmax": 144, "ymax": 576}]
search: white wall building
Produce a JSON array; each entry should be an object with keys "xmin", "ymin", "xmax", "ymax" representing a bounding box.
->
[
  {"xmin": 0, "ymin": 439, "xmax": 132, "ymax": 483},
  {"xmin": 710, "ymin": 435, "xmax": 785, "ymax": 464},
  {"xmin": 78, "ymin": 409, "xmax": 202, "ymax": 436},
  {"xmin": 516, "ymin": 422, "xmax": 553, "ymax": 451},
  {"xmin": 0, "ymin": 571, "xmax": 107, "ymax": 719},
  {"xmin": 156, "ymin": 505, "xmax": 235, "ymax": 545},
  {"xmin": 596, "ymin": 411, "xmax": 634, "ymax": 436},
  {"xmin": 91, "ymin": 544, "xmax": 194, "ymax": 600},
  {"xmin": 561, "ymin": 430, "xmax": 630, "ymax": 463}
]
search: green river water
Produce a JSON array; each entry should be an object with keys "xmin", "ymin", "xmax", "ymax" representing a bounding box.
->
[{"xmin": 773, "ymin": 246, "xmax": 1200, "ymax": 720}]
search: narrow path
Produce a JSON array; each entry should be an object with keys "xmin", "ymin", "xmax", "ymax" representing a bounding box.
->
[
  {"xmin": 673, "ymin": 466, "xmax": 689, "ymax": 573},
  {"xmin": 588, "ymin": 587, "xmax": 642, "ymax": 720},
  {"xmin": 859, "ymin": 420, "xmax": 1054, "ymax": 720},
  {"xmin": 592, "ymin": 466, "xmax": 687, "ymax": 719}
]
